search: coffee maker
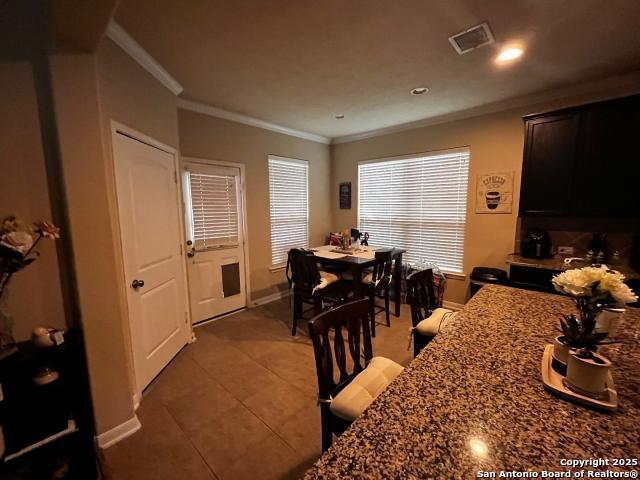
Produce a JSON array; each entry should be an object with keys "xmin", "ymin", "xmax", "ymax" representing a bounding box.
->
[{"xmin": 521, "ymin": 229, "xmax": 552, "ymax": 259}]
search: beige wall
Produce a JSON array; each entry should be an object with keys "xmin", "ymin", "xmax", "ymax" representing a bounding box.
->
[
  {"xmin": 331, "ymin": 87, "xmax": 640, "ymax": 305},
  {"xmin": 49, "ymin": 37, "xmax": 181, "ymax": 436},
  {"xmin": 50, "ymin": 52, "xmax": 134, "ymax": 436},
  {"xmin": 178, "ymin": 110, "xmax": 331, "ymax": 300},
  {"xmin": 0, "ymin": 61, "xmax": 66, "ymax": 340}
]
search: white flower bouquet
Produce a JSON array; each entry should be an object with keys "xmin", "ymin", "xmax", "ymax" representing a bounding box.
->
[
  {"xmin": 0, "ymin": 215, "xmax": 60, "ymax": 297},
  {"xmin": 552, "ymin": 265, "xmax": 637, "ymax": 348}
]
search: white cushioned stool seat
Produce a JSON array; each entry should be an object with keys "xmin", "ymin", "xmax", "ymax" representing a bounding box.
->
[
  {"xmin": 329, "ymin": 356, "xmax": 404, "ymax": 421},
  {"xmin": 415, "ymin": 308, "xmax": 456, "ymax": 337}
]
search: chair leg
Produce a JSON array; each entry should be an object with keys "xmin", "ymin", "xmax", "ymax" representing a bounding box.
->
[
  {"xmin": 384, "ymin": 290, "xmax": 390, "ymax": 327},
  {"xmin": 313, "ymin": 297, "xmax": 323, "ymax": 316},
  {"xmin": 413, "ymin": 333, "xmax": 431, "ymax": 358},
  {"xmin": 320, "ymin": 405, "xmax": 333, "ymax": 452},
  {"xmin": 369, "ymin": 294, "xmax": 376, "ymax": 337},
  {"xmin": 292, "ymin": 290, "xmax": 302, "ymax": 336}
]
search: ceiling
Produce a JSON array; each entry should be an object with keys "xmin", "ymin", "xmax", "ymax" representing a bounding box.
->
[{"xmin": 114, "ymin": 0, "xmax": 640, "ymax": 139}]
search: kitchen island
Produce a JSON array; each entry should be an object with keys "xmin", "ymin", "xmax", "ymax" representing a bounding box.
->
[{"xmin": 305, "ymin": 285, "xmax": 640, "ymax": 479}]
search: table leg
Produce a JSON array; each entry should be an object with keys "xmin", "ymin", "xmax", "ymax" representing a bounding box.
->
[
  {"xmin": 394, "ymin": 254, "xmax": 402, "ymax": 317},
  {"xmin": 351, "ymin": 266, "xmax": 364, "ymax": 300}
]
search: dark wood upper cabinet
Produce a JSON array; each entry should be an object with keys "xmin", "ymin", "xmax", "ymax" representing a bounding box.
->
[
  {"xmin": 520, "ymin": 94, "xmax": 640, "ymax": 218},
  {"xmin": 520, "ymin": 112, "xmax": 579, "ymax": 215}
]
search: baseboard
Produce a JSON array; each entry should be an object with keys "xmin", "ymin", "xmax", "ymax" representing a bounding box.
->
[
  {"xmin": 443, "ymin": 300, "xmax": 464, "ymax": 311},
  {"xmin": 132, "ymin": 392, "xmax": 141, "ymax": 411},
  {"xmin": 96, "ymin": 414, "xmax": 141, "ymax": 449},
  {"xmin": 249, "ymin": 290, "xmax": 291, "ymax": 307}
]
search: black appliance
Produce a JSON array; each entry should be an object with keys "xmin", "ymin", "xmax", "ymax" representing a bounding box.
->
[
  {"xmin": 590, "ymin": 232, "xmax": 608, "ymax": 258},
  {"xmin": 469, "ymin": 267, "xmax": 508, "ymax": 298},
  {"xmin": 521, "ymin": 229, "xmax": 552, "ymax": 259}
]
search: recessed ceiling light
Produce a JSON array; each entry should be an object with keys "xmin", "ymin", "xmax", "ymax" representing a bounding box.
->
[
  {"xmin": 335, "ymin": 114, "xmax": 345, "ymax": 119},
  {"xmin": 411, "ymin": 87, "xmax": 429, "ymax": 95},
  {"xmin": 496, "ymin": 47, "xmax": 523, "ymax": 63}
]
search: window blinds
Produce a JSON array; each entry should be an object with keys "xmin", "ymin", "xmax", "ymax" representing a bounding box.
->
[
  {"xmin": 268, "ymin": 157, "xmax": 309, "ymax": 267},
  {"xmin": 188, "ymin": 172, "xmax": 239, "ymax": 250},
  {"xmin": 358, "ymin": 149, "xmax": 470, "ymax": 273}
]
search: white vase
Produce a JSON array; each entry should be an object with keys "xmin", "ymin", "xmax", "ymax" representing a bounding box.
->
[
  {"xmin": 565, "ymin": 349, "xmax": 611, "ymax": 398},
  {"xmin": 552, "ymin": 335, "xmax": 570, "ymax": 364},
  {"xmin": 595, "ymin": 308, "xmax": 625, "ymax": 337}
]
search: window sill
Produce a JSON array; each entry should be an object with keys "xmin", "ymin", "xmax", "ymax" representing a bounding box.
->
[
  {"xmin": 442, "ymin": 271, "xmax": 467, "ymax": 281},
  {"xmin": 270, "ymin": 265, "xmax": 286, "ymax": 273}
]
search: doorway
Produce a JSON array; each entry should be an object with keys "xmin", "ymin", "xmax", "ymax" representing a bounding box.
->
[
  {"xmin": 182, "ymin": 160, "xmax": 248, "ymax": 323},
  {"xmin": 111, "ymin": 125, "xmax": 191, "ymax": 395}
]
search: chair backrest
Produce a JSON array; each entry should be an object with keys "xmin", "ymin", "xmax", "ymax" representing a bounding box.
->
[
  {"xmin": 371, "ymin": 249, "xmax": 393, "ymax": 289},
  {"xmin": 308, "ymin": 299, "xmax": 373, "ymax": 401},
  {"xmin": 406, "ymin": 268, "xmax": 438, "ymax": 328},
  {"xmin": 286, "ymin": 248, "xmax": 321, "ymax": 291}
]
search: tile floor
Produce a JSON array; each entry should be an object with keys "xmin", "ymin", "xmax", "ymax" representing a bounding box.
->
[{"xmin": 101, "ymin": 298, "xmax": 414, "ymax": 480}]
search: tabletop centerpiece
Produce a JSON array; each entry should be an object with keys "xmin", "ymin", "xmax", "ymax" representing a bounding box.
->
[
  {"xmin": 550, "ymin": 264, "xmax": 637, "ymax": 399},
  {"xmin": 0, "ymin": 215, "xmax": 60, "ymax": 358}
]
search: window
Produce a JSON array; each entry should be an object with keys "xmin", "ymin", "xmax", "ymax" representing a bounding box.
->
[
  {"xmin": 184, "ymin": 166, "xmax": 240, "ymax": 250},
  {"xmin": 358, "ymin": 148, "xmax": 470, "ymax": 273},
  {"xmin": 268, "ymin": 156, "xmax": 309, "ymax": 267}
]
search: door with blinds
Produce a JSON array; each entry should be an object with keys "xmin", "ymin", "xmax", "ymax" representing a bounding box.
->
[{"xmin": 183, "ymin": 162, "xmax": 247, "ymax": 323}]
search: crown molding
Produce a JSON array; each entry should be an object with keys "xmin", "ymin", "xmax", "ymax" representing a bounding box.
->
[
  {"xmin": 332, "ymin": 70, "xmax": 640, "ymax": 145},
  {"xmin": 106, "ymin": 20, "xmax": 183, "ymax": 95},
  {"xmin": 177, "ymin": 98, "xmax": 331, "ymax": 144}
]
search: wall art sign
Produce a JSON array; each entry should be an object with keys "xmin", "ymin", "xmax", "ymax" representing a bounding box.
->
[
  {"xmin": 476, "ymin": 172, "xmax": 513, "ymax": 214},
  {"xmin": 339, "ymin": 182, "xmax": 351, "ymax": 209}
]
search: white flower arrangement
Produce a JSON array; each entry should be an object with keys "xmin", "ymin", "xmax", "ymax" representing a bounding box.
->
[
  {"xmin": 552, "ymin": 265, "xmax": 637, "ymax": 349},
  {"xmin": 552, "ymin": 265, "xmax": 638, "ymax": 305}
]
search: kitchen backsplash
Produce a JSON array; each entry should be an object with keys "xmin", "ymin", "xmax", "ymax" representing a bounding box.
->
[{"xmin": 516, "ymin": 217, "xmax": 640, "ymax": 260}]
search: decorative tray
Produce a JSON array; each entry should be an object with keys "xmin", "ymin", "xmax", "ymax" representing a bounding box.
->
[
  {"xmin": 331, "ymin": 247, "xmax": 360, "ymax": 254},
  {"xmin": 540, "ymin": 344, "xmax": 618, "ymax": 411}
]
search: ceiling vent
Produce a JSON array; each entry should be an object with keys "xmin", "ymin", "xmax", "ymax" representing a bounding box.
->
[{"xmin": 448, "ymin": 22, "xmax": 495, "ymax": 55}]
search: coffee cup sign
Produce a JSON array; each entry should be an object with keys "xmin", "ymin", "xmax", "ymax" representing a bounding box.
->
[{"xmin": 476, "ymin": 172, "xmax": 513, "ymax": 214}]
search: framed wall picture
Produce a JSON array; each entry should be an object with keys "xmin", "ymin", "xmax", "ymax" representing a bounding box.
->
[
  {"xmin": 476, "ymin": 172, "xmax": 514, "ymax": 214},
  {"xmin": 339, "ymin": 182, "xmax": 351, "ymax": 209}
]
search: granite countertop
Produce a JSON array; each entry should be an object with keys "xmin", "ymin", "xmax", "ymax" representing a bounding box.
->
[
  {"xmin": 305, "ymin": 285, "xmax": 640, "ymax": 479},
  {"xmin": 507, "ymin": 253, "xmax": 640, "ymax": 279}
]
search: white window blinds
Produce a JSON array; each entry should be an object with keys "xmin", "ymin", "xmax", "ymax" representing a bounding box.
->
[
  {"xmin": 358, "ymin": 149, "xmax": 470, "ymax": 273},
  {"xmin": 268, "ymin": 156, "xmax": 309, "ymax": 267},
  {"xmin": 187, "ymin": 171, "xmax": 239, "ymax": 250}
]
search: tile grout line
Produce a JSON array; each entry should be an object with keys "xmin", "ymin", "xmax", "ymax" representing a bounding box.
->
[
  {"xmin": 184, "ymin": 341, "xmax": 305, "ymax": 469},
  {"xmin": 159, "ymin": 394, "xmax": 221, "ymax": 480},
  {"xmin": 187, "ymin": 332, "xmax": 315, "ymax": 459}
]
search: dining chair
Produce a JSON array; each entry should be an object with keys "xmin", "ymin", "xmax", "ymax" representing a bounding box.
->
[
  {"xmin": 362, "ymin": 249, "xmax": 393, "ymax": 337},
  {"xmin": 308, "ymin": 299, "xmax": 404, "ymax": 452},
  {"xmin": 285, "ymin": 248, "xmax": 351, "ymax": 336},
  {"xmin": 406, "ymin": 268, "xmax": 455, "ymax": 357}
]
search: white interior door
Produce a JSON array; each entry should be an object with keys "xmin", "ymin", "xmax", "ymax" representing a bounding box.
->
[
  {"xmin": 183, "ymin": 162, "xmax": 247, "ymax": 323},
  {"xmin": 112, "ymin": 130, "xmax": 190, "ymax": 392}
]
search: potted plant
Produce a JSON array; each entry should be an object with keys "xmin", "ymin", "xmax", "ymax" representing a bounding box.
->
[
  {"xmin": 553, "ymin": 312, "xmax": 608, "ymax": 367},
  {"xmin": 0, "ymin": 215, "xmax": 60, "ymax": 357},
  {"xmin": 565, "ymin": 347, "xmax": 612, "ymax": 398},
  {"xmin": 551, "ymin": 265, "xmax": 637, "ymax": 396}
]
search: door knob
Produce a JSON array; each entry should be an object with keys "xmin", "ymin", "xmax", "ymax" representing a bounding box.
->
[
  {"xmin": 131, "ymin": 279, "xmax": 145, "ymax": 289},
  {"xmin": 186, "ymin": 240, "xmax": 196, "ymax": 257}
]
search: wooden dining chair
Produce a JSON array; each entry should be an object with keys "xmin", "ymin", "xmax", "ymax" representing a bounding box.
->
[
  {"xmin": 285, "ymin": 248, "xmax": 351, "ymax": 336},
  {"xmin": 406, "ymin": 268, "xmax": 455, "ymax": 357},
  {"xmin": 308, "ymin": 299, "xmax": 404, "ymax": 451},
  {"xmin": 362, "ymin": 249, "xmax": 393, "ymax": 337}
]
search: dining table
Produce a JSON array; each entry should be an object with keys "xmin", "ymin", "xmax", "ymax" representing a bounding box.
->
[
  {"xmin": 304, "ymin": 285, "xmax": 640, "ymax": 479},
  {"xmin": 312, "ymin": 245, "xmax": 406, "ymax": 316}
]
